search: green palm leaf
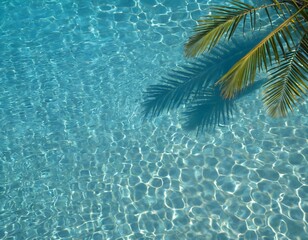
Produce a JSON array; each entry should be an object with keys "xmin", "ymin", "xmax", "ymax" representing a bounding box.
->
[
  {"xmin": 185, "ymin": 0, "xmax": 254, "ymax": 57},
  {"xmin": 263, "ymin": 34, "xmax": 308, "ymax": 117},
  {"xmin": 184, "ymin": 0, "xmax": 285, "ymax": 57},
  {"xmin": 143, "ymin": 0, "xmax": 308, "ymax": 133},
  {"xmin": 216, "ymin": 3, "xmax": 307, "ymax": 99}
]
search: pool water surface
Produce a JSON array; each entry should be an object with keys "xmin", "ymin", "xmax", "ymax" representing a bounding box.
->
[{"xmin": 0, "ymin": 0, "xmax": 307, "ymax": 239}]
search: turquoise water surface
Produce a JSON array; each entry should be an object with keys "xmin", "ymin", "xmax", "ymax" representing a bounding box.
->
[{"xmin": 0, "ymin": 0, "xmax": 307, "ymax": 239}]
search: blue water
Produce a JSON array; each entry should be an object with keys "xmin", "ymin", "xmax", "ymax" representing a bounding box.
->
[{"xmin": 0, "ymin": 0, "xmax": 307, "ymax": 239}]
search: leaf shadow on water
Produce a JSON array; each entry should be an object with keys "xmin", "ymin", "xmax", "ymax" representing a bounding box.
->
[
  {"xmin": 182, "ymin": 80, "xmax": 264, "ymax": 134},
  {"xmin": 142, "ymin": 33, "xmax": 267, "ymax": 134}
]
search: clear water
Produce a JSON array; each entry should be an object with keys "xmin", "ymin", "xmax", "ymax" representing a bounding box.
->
[{"xmin": 0, "ymin": 0, "xmax": 307, "ymax": 239}]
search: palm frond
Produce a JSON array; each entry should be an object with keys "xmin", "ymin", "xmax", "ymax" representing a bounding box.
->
[
  {"xmin": 263, "ymin": 34, "xmax": 308, "ymax": 117},
  {"xmin": 182, "ymin": 80, "xmax": 264, "ymax": 133},
  {"xmin": 216, "ymin": 4, "xmax": 307, "ymax": 99},
  {"xmin": 185, "ymin": 0, "xmax": 254, "ymax": 57},
  {"xmin": 184, "ymin": 1, "xmax": 287, "ymax": 57}
]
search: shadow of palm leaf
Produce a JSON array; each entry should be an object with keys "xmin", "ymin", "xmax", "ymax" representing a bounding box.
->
[
  {"xmin": 142, "ymin": 33, "xmax": 267, "ymax": 132},
  {"xmin": 182, "ymin": 81, "xmax": 264, "ymax": 134},
  {"xmin": 142, "ymin": 52, "xmax": 221, "ymax": 118}
]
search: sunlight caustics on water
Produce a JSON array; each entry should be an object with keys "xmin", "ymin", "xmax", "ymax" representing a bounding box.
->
[{"xmin": 0, "ymin": 0, "xmax": 307, "ymax": 239}]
